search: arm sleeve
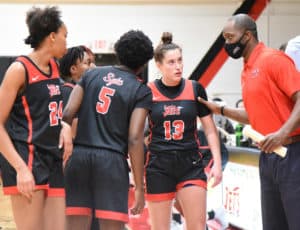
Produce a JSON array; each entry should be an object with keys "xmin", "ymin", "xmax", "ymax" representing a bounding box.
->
[
  {"xmin": 78, "ymin": 73, "xmax": 87, "ymax": 89},
  {"xmin": 269, "ymin": 53, "xmax": 300, "ymax": 98},
  {"xmin": 195, "ymin": 82, "xmax": 211, "ymax": 117},
  {"xmin": 61, "ymin": 86, "xmax": 73, "ymax": 107},
  {"xmin": 134, "ymin": 84, "xmax": 152, "ymax": 110}
]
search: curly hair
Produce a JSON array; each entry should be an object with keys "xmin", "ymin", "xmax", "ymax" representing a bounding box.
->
[
  {"xmin": 114, "ymin": 30, "xmax": 153, "ymax": 70},
  {"xmin": 24, "ymin": 6, "xmax": 63, "ymax": 48},
  {"xmin": 59, "ymin": 46, "xmax": 85, "ymax": 80}
]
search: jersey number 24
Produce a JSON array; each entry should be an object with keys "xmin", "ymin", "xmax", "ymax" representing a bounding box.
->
[{"xmin": 49, "ymin": 100, "xmax": 63, "ymax": 126}]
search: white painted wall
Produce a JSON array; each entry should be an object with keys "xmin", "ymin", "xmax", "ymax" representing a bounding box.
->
[{"xmin": 0, "ymin": 2, "xmax": 299, "ymax": 106}]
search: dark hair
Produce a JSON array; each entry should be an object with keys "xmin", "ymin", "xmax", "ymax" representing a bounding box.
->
[
  {"xmin": 59, "ymin": 46, "xmax": 85, "ymax": 80},
  {"xmin": 114, "ymin": 30, "xmax": 153, "ymax": 70},
  {"xmin": 154, "ymin": 32, "xmax": 182, "ymax": 63},
  {"xmin": 229, "ymin": 14, "xmax": 258, "ymax": 40},
  {"xmin": 24, "ymin": 6, "xmax": 63, "ymax": 48},
  {"xmin": 80, "ymin": 45, "xmax": 95, "ymax": 63}
]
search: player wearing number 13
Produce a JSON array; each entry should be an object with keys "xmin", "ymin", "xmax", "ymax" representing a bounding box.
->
[
  {"xmin": 0, "ymin": 6, "xmax": 72, "ymax": 230},
  {"xmin": 62, "ymin": 30, "xmax": 154, "ymax": 230},
  {"xmin": 145, "ymin": 32, "xmax": 222, "ymax": 230}
]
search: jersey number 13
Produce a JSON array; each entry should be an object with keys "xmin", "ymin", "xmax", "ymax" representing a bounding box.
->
[{"xmin": 163, "ymin": 120, "xmax": 184, "ymax": 140}]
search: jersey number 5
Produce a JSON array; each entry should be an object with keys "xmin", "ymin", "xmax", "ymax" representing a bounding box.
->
[
  {"xmin": 163, "ymin": 120, "xmax": 184, "ymax": 140},
  {"xmin": 96, "ymin": 86, "xmax": 116, "ymax": 114},
  {"xmin": 49, "ymin": 101, "xmax": 63, "ymax": 126}
]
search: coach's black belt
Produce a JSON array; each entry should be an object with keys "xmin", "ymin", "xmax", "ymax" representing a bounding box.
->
[{"xmin": 283, "ymin": 135, "xmax": 300, "ymax": 145}]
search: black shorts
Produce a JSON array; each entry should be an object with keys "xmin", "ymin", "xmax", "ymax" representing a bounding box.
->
[
  {"xmin": 145, "ymin": 150, "xmax": 207, "ymax": 202},
  {"xmin": 0, "ymin": 141, "xmax": 64, "ymax": 196},
  {"xmin": 64, "ymin": 146, "xmax": 130, "ymax": 223}
]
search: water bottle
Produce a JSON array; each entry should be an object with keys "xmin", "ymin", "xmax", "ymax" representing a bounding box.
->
[{"xmin": 235, "ymin": 124, "xmax": 243, "ymax": 147}]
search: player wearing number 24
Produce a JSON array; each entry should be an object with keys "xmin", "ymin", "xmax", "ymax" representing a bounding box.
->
[
  {"xmin": 144, "ymin": 32, "xmax": 222, "ymax": 230},
  {"xmin": 0, "ymin": 6, "xmax": 72, "ymax": 230}
]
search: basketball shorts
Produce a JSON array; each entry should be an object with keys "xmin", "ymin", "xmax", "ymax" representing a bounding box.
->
[
  {"xmin": 145, "ymin": 150, "xmax": 207, "ymax": 202},
  {"xmin": 0, "ymin": 140, "xmax": 64, "ymax": 196},
  {"xmin": 64, "ymin": 145, "xmax": 130, "ymax": 223}
]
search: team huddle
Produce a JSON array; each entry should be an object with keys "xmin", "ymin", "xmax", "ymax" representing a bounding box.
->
[{"xmin": 0, "ymin": 5, "xmax": 300, "ymax": 230}]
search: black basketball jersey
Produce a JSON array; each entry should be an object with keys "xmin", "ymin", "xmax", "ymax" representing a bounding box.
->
[
  {"xmin": 148, "ymin": 79, "xmax": 210, "ymax": 153},
  {"xmin": 7, "ymin": 56, "xmax": 63, "ymax": 157},
  {"xmin": 61, "ymin": 81, "xmax": 74, "ymax": 108},
  {"xmin": 74, "ymin": 66, "xmax": 152, "ymax": 155}
]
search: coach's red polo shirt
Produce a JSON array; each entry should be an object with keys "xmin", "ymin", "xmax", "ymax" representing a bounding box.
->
[{"xmin": 241, "ymin": 42, "xmax": 300, "ymax": 136}]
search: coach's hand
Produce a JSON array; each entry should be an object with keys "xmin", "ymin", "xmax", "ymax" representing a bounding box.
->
[
  {"xmin": 198, "ymin": 97, "xmax": 222, "ymax": 114},
  {"xmin": 259, "ymin": 130, "xmax": 287, "ymax": 154}
]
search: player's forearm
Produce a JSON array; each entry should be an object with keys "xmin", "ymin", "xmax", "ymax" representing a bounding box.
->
[
  {"xmin": 62, "ymin": 86, "xmax": 84, "ymax": 125},
  {"xmin": 0, "ymin": 125, "xmax": 28, "ymax": 172},
  {"xmin": 128, "ymin": 138, "xmax": 145, "ymax": 190},
  {"xmin": 205, "ymin": 129, "xmax": 222, "ymax": 167},
  {"xmin": 129, "ymin": 161, "xmax": 144, "ymax": 190},
  {"xmin": 278, "ymin": 94, "xmax": 300, "ymax": 137},
  {"xmin": 62, "ymin": 109, "xmax": 75, "ymax": 126}
]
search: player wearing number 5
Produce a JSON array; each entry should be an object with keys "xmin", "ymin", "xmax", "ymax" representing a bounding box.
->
[
  {"xmin": 62, "ymin": 30, "xmax": 154, "ymax": 230},
  {"xmin": 0, "ymin": 6, "xmax": 72, "ymax": 230},
  {"xmin": 145, "ymin": 32, "xmax": 222, "ymax": 230}
]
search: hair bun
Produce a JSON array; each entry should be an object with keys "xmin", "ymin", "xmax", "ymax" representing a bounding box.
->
[{"xmin": 161, "ymin": 32, "xmax": 173, "ymax": 44}]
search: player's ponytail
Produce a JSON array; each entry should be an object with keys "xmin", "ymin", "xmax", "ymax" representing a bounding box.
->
[{"xmin": 154, "ymin": 32, "xmax": 181, "ymax": 63}]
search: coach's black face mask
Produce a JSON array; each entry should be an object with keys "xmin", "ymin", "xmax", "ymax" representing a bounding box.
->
[{"xmin": 224, "ymin": 33, "xmax": 247, "ymax": 59}]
